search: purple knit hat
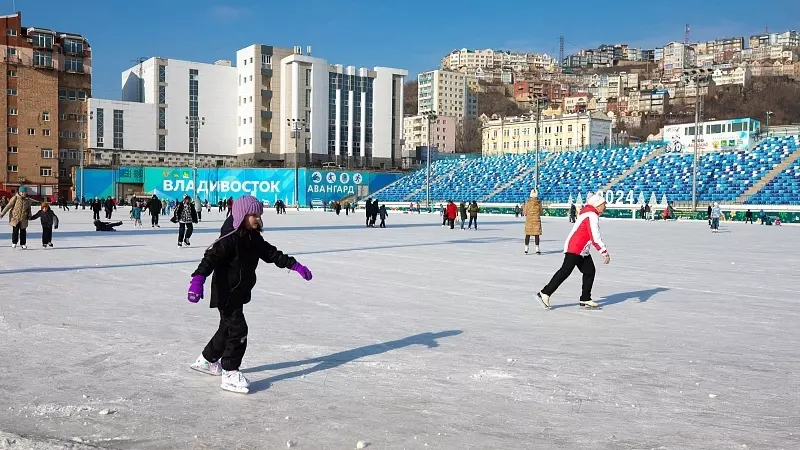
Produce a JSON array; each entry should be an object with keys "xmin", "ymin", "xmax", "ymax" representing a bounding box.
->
[{"xmin": 232, "ymin": 195, "xmax": 263, "ymax": 230}]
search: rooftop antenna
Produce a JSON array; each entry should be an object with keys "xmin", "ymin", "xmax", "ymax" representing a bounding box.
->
[{"xmin": 684, "ymin": 24, "xmax": 690, "ymax": 44}]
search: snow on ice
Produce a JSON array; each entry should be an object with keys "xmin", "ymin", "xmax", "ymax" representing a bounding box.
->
[{"xmin": 0, "ymin": 207, "xmax": 798, "ymax": 448}]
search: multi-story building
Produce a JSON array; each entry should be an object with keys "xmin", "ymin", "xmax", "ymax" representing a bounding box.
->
[
  {"xmin": 662, "ymin": 42, "xmax": 696, "ymax": 75},
  {"xmin": 705, "ymin": 37, "xmax": 745, "ymax": 55},
  {"xmin": 738, "ymin": 44, "xmax": 797, "ymax": 62},
  {"xmin": 88, "ymin": 57, "xmax": 238, "ymax": 168},
  {"xmin": 279, "ymin": 50, "xmax": 407, "ymax": 169},
  {"xmin": 417, "ymin": 69, "xmax": 478, "ymax": 120},
  {"xmin": 402, "ymin": 114, "xmax": 456, "ymax": 153},
  {"xmin": 0, "ymin": 12, "xmax": 90, "ymax": 199},
  {"xmin": 711, "ymin": 67, "xmax": 751, "ymax": 87},
  {"xmin": 636, "ymin": 89, "xmax": 670, "ymax": 115},
  {"xmin": 442, "ymin": 48, "xmax": 555, "ymax": 73},
  {"xmin": 749, "ymin": 30, "xmax": 800, "ymax": 49},
  {"xmin": 235, "ymin": 44, "xmax": 295, "ymax": 165},
  {"xmin": 481, "ymin": 112, "xmax": 612, "ymax": 155}
]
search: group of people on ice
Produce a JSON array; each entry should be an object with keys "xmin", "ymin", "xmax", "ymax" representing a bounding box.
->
[
  {"xmin": 364, "ymin": 199, "xmax": 387, "ymax": 227},
  {"xmin": 0, "ymin": 186, "xmax": 59, "ymax": 249}
]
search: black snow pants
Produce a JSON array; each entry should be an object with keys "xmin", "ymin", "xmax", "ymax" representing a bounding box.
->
[
  {"xmin": 541, "ymin": 253, "xmax": 596, "ymax": 303},
  {"xmin": 202, "ymin": 305, "xmax": 248, "ymax": 371},
  {"xmin": 93, "ymin": 210, "xmax": 100, "ymax": 221},
  {"xmin": 178, "ymin": 222, "xmax": 194, "ymax": 243},
  {"xmin": 11, "ymin": 225, "xmax": 26, "ymax": 245},
  {"xmin": 42, "ymin": 225, "xmax": 53, "ymax": 245},
  {"xmin": 151, "ymin": 213, "xmax": 159, "ymax": 226}
]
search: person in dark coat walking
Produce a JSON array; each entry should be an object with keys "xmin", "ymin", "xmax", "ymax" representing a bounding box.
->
[
  {"xmin": 91, "ymin": 198, "xmax": 102, "ymax": 221},
  {"xmin": 365, "ymin": 199, "xmax": 373, "ymax": 227},
  {"xmin": 103, "ymin": 197, "xmax": 115, "ymax": 219},
  {"xmin": 468, "ymin": 201, "xmax": 479, "ymax": 230},
  {"xmin": 172, "ymin": 195, "xmax": 198, "ymax": 247},
  {"xmin": 147, "ymin": 195, "xmax": 163, "ymax": 227},
  {"xmin": 378, "ymin": 204, "xmax": 388, "ymax": 228},
  {"xmin": 459, "ymin": 202, "xmax": 468, "ymax": 229},
  {"xmin": 186, "ymin": 195, "xmax": 313, "ymax": 394},
  {"xmin": 30, "ymin": 201, "xmax": 59, "ymax": 248},
  {"xmin": 745, "ymin": 209, "xmax": 753, "ymax": 224},
  {"xmin": 370, "ymin": 200, "xmax": 379, "ymax": 226}
]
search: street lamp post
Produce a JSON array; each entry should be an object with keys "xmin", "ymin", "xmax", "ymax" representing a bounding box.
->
[
  {"xmin": 529, "ymin": 95, "xmax": 548, "ymax": 192},
  {"xmin": 765, "ymin": 111, "xmax": 773, "ymax": 138},
  {"xmin": 287, "ymin": 118, "xmax": 306, "ymax": 209},
  {"xmin": 683, "ymin": 69, "xmax": 710, "ymax": 210},
  {"xmin": 423, "ymin": 110, "xmax": 437, "ymax": 212},
  {"xmin": 185, "ymin": 116, "xmax": 205, "ymax": 200}
]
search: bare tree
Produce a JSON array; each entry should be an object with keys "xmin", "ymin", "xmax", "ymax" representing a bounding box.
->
[{"xmin": 455, "ymin": 117, "xmax": 483, "ymax": 153}]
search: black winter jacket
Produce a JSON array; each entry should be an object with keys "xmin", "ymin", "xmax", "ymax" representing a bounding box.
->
[
  {"xmin": 192, "ymin": 230, "xmax": 297, "ymax": 309},
  {"xmin": 31, "ymin": 209, "xmax": 59, "ymax": 228},
  {"xmin": 173, "ymin": 202, "xmax": 198, "ymax": 224},
  {"xmin": 147, "ymin": 197, "xmax": 162, "ymax": 214}
]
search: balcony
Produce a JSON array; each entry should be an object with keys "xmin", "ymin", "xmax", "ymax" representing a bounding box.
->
[
  {"xmin": 261, "ymin": 131, "xmax": 273, "ymax": 141},
  {"xmin": 261, "ymin": 89, "xmax": 272, "ymax": 99},
  {"xmin": 261, "ymin": 110, "xmax": 272, "ymax": 120},
  {"xmin": 33, "ymin": 60, "xmax": 54, "ymax": 70},
  {"xmin": 261, "ymin": 67, "xmax": 272, "ymax": 77}
]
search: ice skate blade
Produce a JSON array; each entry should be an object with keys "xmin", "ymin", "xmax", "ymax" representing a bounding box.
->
[
  {"xmin": 221, "ymin": 384, "xmax": 249, "ymax": 394},
  {"xmin": 535, "ymin": 294, "xmax": 551, "ymax": 310},
  {"xmin": 579, "ymin": 304, "xmax": 602, "ymax": 310},
  {"xmin": 190, "ymin": 365, "xmax": 222, "ymax": 376}
]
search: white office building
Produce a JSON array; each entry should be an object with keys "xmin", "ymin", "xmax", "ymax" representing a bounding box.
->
[
  {"xmin": 87, "ymin": 57, "xmax": 239, "ymax": 167},
  {"xmin": 417, "ymin": 69, "xmax": 478, "ymax": 120},
  {"xmin": 279, "ymin": 49, "xmax": 407, "ymax": 169}
]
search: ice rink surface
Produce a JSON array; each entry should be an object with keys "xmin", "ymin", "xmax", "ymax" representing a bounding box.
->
[{"xmin": 0, "ymin": 207, "xmax": 798, "ymax": 449}]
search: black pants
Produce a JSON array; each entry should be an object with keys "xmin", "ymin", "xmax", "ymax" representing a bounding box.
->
[
  {"xmin": 93, "ymin": 210, "xmax": 100, "ymax": 220},
  {"xmin": 542, "ymin": 253, "xmax": 596, "ymax": 302},
  {"xmin": 468, "ymin": 217, "xmax": 477, "ymax": 229},
  {"xmin": 525, "ymin": 234, "xmax": 540, "ymax": 246},
  {"xmin": 448, "ymin": 218, "xmax": 455, "ymax": 229},
  {"xmin": 11, "ymin": 226, "xmax": 26, "ymax": 245},
  {"xmin": 366, "ymin": 215, "xmax": 371, "ymax": 227},
  {"xmin": 152, "ymin": 214, "xmax": 159, "ymax": 226},
  {"xmin": 379, "ymin": 218, "xmax": 386, "ymax": 228},
  {"xmin": 442, "ymin": 215, "xmax": 447, "ymax": 226},
  {"xmin": 105, "ymin": 209, "xmax": 112, "ymax": 219},
  {"xmin": 197, "ymin": 209, "xmax": 202, "ymax": 221},
  {"xmin": 178, "ymin": 222, "xmax": 194, "ymax": 243},
  {"xmin": 745, "ymin": 217, "xmax": 752, "ymax": 224},
  {"xmin": 42, "ymin": 225, "xmax": 53, "ymax": 245},
  {"xmin": 203, "ymin": 305, "xmax": 248, "ymax": 371}
]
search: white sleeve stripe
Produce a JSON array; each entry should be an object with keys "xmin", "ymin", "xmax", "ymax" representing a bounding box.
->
[{"xmin": 588, "ymin": 213, "xmax": 607, "ymax": 254}]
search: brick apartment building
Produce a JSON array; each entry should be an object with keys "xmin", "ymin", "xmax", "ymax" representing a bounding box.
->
[{"xmin": 0, "ymin": 12, "xmax": 90, "ymax": 200}]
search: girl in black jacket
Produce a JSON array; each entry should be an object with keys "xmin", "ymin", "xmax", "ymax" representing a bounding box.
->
[
  {"xmin": 30, "ymin": 202, "xmax": 59, "ymax": 248},
  {"xmin": 186, "ymin": 195, "xmax": 313, "ymax": 394}
]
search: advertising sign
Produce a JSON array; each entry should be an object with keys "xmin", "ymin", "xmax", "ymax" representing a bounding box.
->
[{"xmin": 143, "ymin": 168, "xmax": 297, "ymax": 204}]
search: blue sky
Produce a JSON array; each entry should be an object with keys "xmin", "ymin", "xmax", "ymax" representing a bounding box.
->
[{"xmin": 20, "ymin": 0, "xmax": 800, "ymax": 99}]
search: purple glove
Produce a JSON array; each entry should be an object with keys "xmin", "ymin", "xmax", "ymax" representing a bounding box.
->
[
  {"xmin": 188, "ymin": 275, "xmax": 206, "ymax": 303},
  {"xmin": 291, "ymin": 262, "xmax": 313, "ymax": 281}
]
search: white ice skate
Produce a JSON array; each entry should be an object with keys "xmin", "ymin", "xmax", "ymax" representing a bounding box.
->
[
  {"xmin": 536, "ymin": 292, "xmax": 551, "ymax": 310},
  {"xmin": 20, "ymin": 245, "xmax": 26, "ymax": 250},
  {"xmin": 535, "ymin": 245, "xmax": 541, "ymax": 255},
  {"xmin": 190, "ymin": 355, "xmax": 222, "ymax": 376},
  {"xmin": 579, "ymin": 299, "xmax": 600, "ymax": 308},
  {"xmin": 524, "ymin": 245, "xmax": 529, "ymax": 254},
  {"xmin": 11, "ymin": 243, "xmax": 16, "ymax": 248},
  {"xmin": 221, "ymin": 370, "xmax": 250, "ymax": 394}
]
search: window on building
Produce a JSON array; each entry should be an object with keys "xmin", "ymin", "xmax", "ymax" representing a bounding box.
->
[
  {"xmin": 33, "ymin": 51, "xmax": 52, "ymax": 67},
  {"xmin": 8, "ymin": 146, "xmax": 17, "ymax": 153},
  {"xmin": 305, "ymin": 69, "xmax": 312, "ymax": 87},
  {"xmin": 188, "ymin": 69, "xmax": 199, "ymax": 153},
  {"xmin": 40, "ymin": 166, "xmax": 52, "ymax": 177},
  {"xmin": 59, "ymin": 168, "xmax": 67, "ymax": 177},
  {"xmin": 64, "ymin": 39, "xmax": 83, "ymax": 55},
  {"xmin": 6, "ymin": 29, "xmax": 16, "ymax": 36},
  {"xmin": 96, "ymin": 108, "xmax": 104, "ymax": 147},
  {"xmin": 7, "ymin": 70, "xmax": 16, "ymax": 77},
  {"xmin": 78, "ymin": 91, "xmax": 87, "ymax": 102},
  {"xmin": 158, "ymin": 107, "xmax": 166, "ymax": 129},
  {"xmin": 8, "ymin": 108, "xmax": 17, "ymax": 115},
  {"xmin": 32, "ymin": 33, "xmax": 53, "ymax": 49},
  {"xmin": 7, "ymin": 127, "xmax": 17, "ymax": 134},
  {"xmin": 69, "ymin": 149, "xmax": 78, "ymax": 159},
  {"xmin": 158, "ymin": 134, "xmax": 166, "ymax": 151},
  {"xmin": 305, "ymin": 89, "xmax": 311, "ymax": 107},
  {"xmin": 7, "ymin": 88, "xmax": 17, "ymax": 95},
  {"xmin": 65, "ymin": 58, "xmax": 83, "ymax": 73},
  {"xmin": 43, "ymin": 129, "xmax": 50, "ymax": 136},
  {"xmin": 248, "ymin": 138, "xmax": 252, "ymax": 144},
  {"xmin": 249, "ymin": 117, "xmax": 252, "ymax": 123},
  {"xmin": 6, "ymin": 47, "xmax": 16, "ymax": 56},
  {"xmin": 41, "ymin": 148, "xmax": 53, "ymax": 159},
  {"xmin": 41, "ymin": 111, "xmax": 50, "ymax": 121},
  {"xmin": 159, "ymin": 85, "xmax": 166, "ymax": 104},
  {"xmin": 27, "ymin": 128, "xmax": 35, "ymax": 136},
  {"xmin": 58, "ymin": 88, "xmax": 67, "ymax": 100},
  {"xmin": 7, "ymin": 165, "xmax": 17, "ymax": 172},
  {"xmin": 68, "ymin": 90, "xmax": 76, "ymax": 100},
  {"xmin": 158, "ymin": 65, "xmax": 166, "ymax": 83},
  {"xmin": 261, "ymin": 54, "xmax": 271, "ymax": 68},
  {"xmin": 113, "ymin": 109, "xmax": 124, "ymax": 149},
  {"xmin": 249, "ymin": 57, "xmax": 253, "ymax": 63}
]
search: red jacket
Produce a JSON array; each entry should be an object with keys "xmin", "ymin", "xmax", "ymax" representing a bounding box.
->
[
  {"xmin": 564, "ymin": 205, "xmax": 608, "ymax": 256},
  {"xmin": 445, "ymin": 203, "xmax": 458, "ymax": 220}
]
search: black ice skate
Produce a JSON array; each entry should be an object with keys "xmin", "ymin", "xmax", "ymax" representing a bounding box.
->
[{"xmin": 184, "ymin": 240, "xmax": 191, "ymax": 246}]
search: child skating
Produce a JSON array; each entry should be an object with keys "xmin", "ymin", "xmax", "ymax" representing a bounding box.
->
[
  {"xmin": 186, "ymin": 195, "xmax": 313, "ymax": 393},
  {"xmin": 130, "ymin": 202, "xmax": 143, "ymax": 227},
  {"xmin": 536, "ymin": 192, "xmax": 610, "ymax": 310},
  {"xmin": 30, "ymin": 201, "xmax": 59, "ymax": 248}
]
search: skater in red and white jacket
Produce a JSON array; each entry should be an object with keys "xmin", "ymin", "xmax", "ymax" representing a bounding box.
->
[{"xmin": 536, "ymin": 192, "xmax": 610, "ymax": 309}]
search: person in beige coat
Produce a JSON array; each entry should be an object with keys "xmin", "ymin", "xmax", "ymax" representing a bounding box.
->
[
  {"xmin": 523, "ymin": 189, "xmax": 543, "ymax": 254},
  {"xmin": 0, "ymin": 186, "xmax": 33, "ymax": 249}
]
